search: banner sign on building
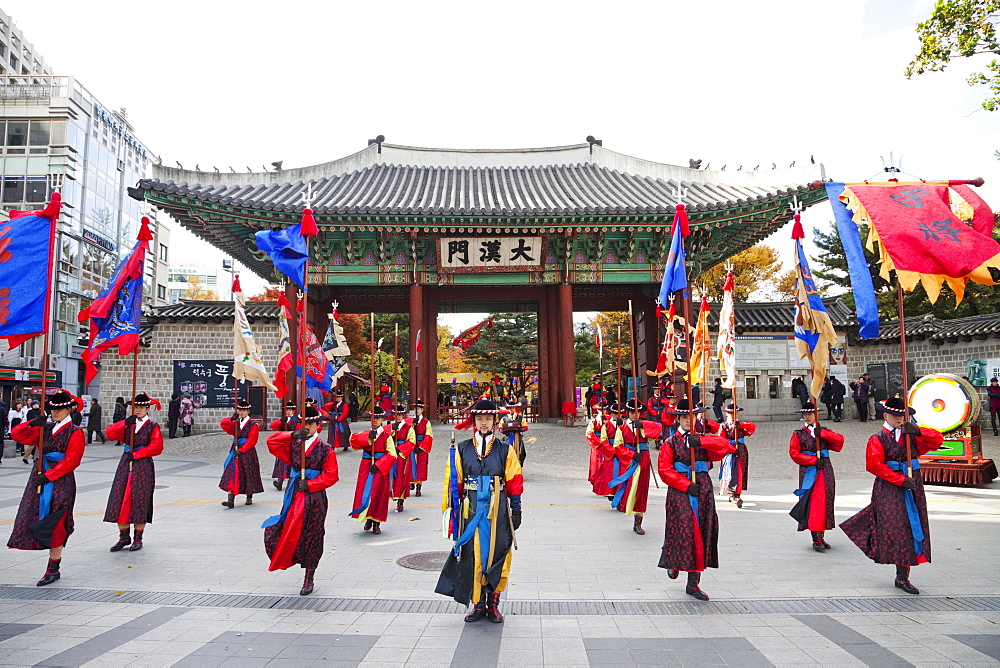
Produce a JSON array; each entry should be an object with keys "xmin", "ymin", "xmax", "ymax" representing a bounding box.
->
[
  {"xmin": 173, "ymin": 360, "xmax": 251, "ymax": 408},
  {"xmin": 437, "ymin": 236, "xmax": 543, "ymax": 272},
  {"xmin": 967, "ymin": 358, "xmax": 1000, "ymax": 386},
  {"xmin": 735, "ymin": 336, "xmax": 788, "ymax": 370}
]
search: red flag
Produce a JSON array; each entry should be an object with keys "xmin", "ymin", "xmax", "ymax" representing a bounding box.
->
[
  {"xmin": 416, "ymin": 329, "xmax": 423, "ymax": 353},
  {"xmin": 840, "ymin": 182, "xmax": 999, "ymax": 304}
]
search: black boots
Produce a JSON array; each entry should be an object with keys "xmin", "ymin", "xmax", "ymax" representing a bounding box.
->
[
  {"xmin": 273, "ymin": 479, "xmax": 283, "ymax": 491},
  {"xmin": 110, "ymin": 528, "xmax": 131, "ymax": 552},
  {"xmin": 245, "ymin": 495, "xmax": 253, "ymax": 506},
  {"xmin": 396, "ymin": 499, "xmax": 404, "ymax": 513},
  {"xmin": 364, "ymin": 519, "xmax": 373, "ymax": 531},
  {"xmin": 37, "ymin": 558, "xmax": 60, "ymax": 586},
  {"xmin": 415, "ymin": 483, "xmax": 422, "ymax": 497},
  {"xmin": 300, "ymin": 568, "xmax": 315, "ymax": 596},
  {"xmin": 464, "ymin": 599, "xmax": 487, "ymax": 623},
  {"xmin": 222, "ymin": 494, "xmax": 235, "ymax": 509},
  {"xmin": 895, "ymin": 565, "xmax": 920, "ymax": 594},
  {"xmin": 811, "ymin": 531, "xmax": 828, "ymax": 552},
  {"xmin": 685, "ymin": 571, "xmax": 709, "ymax": 601},
  {"xmin": 130, "ymin": 529, "xmax": 143, "ymax": 552},
  {"xmin": 371, "ymin": 521, "xmax": 381, "ymax": 535},
  {"xmin": 633, "ymin": 515, "xmax": 645, "ymax": 535},
  {"xmin": 485, "ymin": 592, "xmax": 504, "ymax": 623}
]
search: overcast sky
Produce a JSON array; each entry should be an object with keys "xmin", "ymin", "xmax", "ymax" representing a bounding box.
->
[{"xmin": 8, "ymin": 0, "xmax": 997, "ymax": 327}]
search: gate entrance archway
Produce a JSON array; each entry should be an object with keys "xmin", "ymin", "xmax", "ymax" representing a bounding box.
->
[{"xmin": 132, "ymin": 140, "xmax": 826, "ymax": 418}]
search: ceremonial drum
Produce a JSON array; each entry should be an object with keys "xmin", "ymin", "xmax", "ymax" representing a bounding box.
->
[{"xmin": 908, "ymin": 373, "xmax": 981, "ymax": 433}]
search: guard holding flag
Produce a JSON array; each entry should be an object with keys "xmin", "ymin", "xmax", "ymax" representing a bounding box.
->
[
  {"xmin": 389, "ymin": 405, "xmax": 416, "ymax": 512},
  {"xmin": 348, "ymin": 405, "xmax": 397, "ymax": 534},
  {"xmin": 608, "ymin": 399, "xmax": 661, "ymax": 535},
  {"xmin": 7, "ymin": 390, "xmax": 86, "ymax": 586},
  {"xmin": 219, "ymin": 398, "xmax": 265, "ymax": 508},
  {"xmin": 657, "ymin": 400, "xmax": 735, "ymax": 600},
  {"xmin": 104, "ymin": 393, "xmax": 164, "ymax": 552},
  {"xmin": 436, "ymin": 399, "xmax": 523, "ymax": 624},
  {"xmin": 788, "ymin": 402, "xmax": 845, "ymax": 552},
  {"xmin": 840, "ymin": 397, "xmax": 943, "ymax": 594},
  {"xmin": 263, "ymin": 404, "xmax": 339, "ymax": 596},
  {"xmin": 409, "ymin": 399, "xmax": 434, "ymax": 497},
  {"xmin": 718, "ymin": 404, "xmax": 756, "ymax": 508},
  {"xmin": 269, "ymin": 401, "xmax": 299, "ymax": 490}
]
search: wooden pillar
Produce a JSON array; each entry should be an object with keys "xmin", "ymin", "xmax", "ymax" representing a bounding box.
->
[
  {"xmin": 423, "ymin": 288, "xmax": 439, "ymax": 419},
  {"xmin": 537, "ymin": 289, "xmax": 551, "ymax": 418},
  {"xmin": 545, "ymin": 285, "xmax": 560, "ymax": 418},
  {"xmin": 408, "ymin": 284, "xmax": 423, "ymax": 406},
  {"xmin": 558, "ymin": 282, "xmax": 575, "ymax": 413}
]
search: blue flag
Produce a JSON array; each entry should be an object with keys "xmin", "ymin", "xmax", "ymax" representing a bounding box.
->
[
  {"xmin": 255, "ymin": 223, "xmax": 308, "ymax": 289},
  {"xmin": 658, "ymin": 215, "xmax": 688, "ymax": 306},
  {"xmin": 0, "ymin": 195, "xmax": 60, "ymax": 348},
  {"xmin": 825, "ymin": 183, "xmax": 879, "ymax": 338}
]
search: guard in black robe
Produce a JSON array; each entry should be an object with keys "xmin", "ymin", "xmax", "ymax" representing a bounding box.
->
[
  {"xmin": 219, "ymin": 398, "xmax": 265, "ymax": 507},
  {"xmin": 269, "ymin": 401, "xmax": 299, "ymax": 490}
]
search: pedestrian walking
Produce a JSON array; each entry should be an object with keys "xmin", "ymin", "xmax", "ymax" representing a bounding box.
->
[
  {"xmin": 219, "ymin": 398, "xmax": 264, "ymax": 508},
  {"xmin": 263, "ymin": 403, "xmax": 339, "ymax": 596},
  {"xmin": 167, "ymin": 394, "xmax": 180, "ymax": 439},
  {"xmin": 0, "ymin": 398, "xmax": 7, "ymax": 464},
  {"xmin": 840, "ymin": 397, "xmax": 944, "ymax": 594},
  {"xmin": 849, "ymin": 376, "xmax": 872, "ymax": 422},
  {"xmin": 86, "ymin": 400, "xmax": 106, "ymax": 444},
  {"xmin": 269, "ymin": 401, "xmax": 299, "ymax": 491},
  {"xmin": 436, "ymin": 399, "xmax": 523, "ymax": 623},
  {"xmin": 791, "ymin": 378, "xmax": 810, "ymax": 409},
  {"xmin": 830, "ymin": 377, "xmax": 846, "ymax": 422},
  {"xmin": 717, "ymin": 404, "xmax": 757, "ymax": 507},
  {"xmin": 179, "ymin": 393, "xmax": 195, "ymax": 436},
  {"xmin": 657, "ymin": 399, "xmax": 735, "ymax": 601},
  {"xmin": 788, "ymin": 402, "xmax": 845, "ymax": 551},
  {"xmin": 348, "ymin": 405, "xmax": 396, "ymax": 535},
  {"xmin": 820, "ymin": 378, "xmax": 834, "ymax": 420},
  {"xmin": 987, "ymin": 377, "xmax": 1000, "ymax": 436},
  {"xmin": 104, "ymin": 393, "xmax": 163, "ymax": 553},
  {"xmin": 7, "ymin": 390, "xmax": 86, "ymax": 586},
  {"xmin": 709, "ymin": 378, "xmax": 727, "ymax": 422}
]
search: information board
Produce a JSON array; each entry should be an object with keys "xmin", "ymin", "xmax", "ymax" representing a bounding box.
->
[
  {"xmin": 173, "ymin": 360, "xmax": 251, "ymax": 409},
  {"xmin": 735, "ymin": 336, "xmax": 788, "ymax": 370}
]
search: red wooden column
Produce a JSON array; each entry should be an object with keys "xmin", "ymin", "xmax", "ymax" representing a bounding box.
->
[
  {"xmin": 545, "ymin": 285, "xmax": 561, "ymax": 418},
  {"xmin": 408, "ymin": 284, "xmax": 423, "ymax": 406},
  {"xmin": 422, "ymin": 287, "xmax": 439, "ymax": 419},
  {"xmin": 537, "ymin": 288, "xmax": 551, "ymax": 418},
  {"xmin": 558, "ymin": 282, "xmax": 576, "ymax": 413}
]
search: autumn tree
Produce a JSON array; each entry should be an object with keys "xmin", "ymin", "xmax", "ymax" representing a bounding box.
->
[
  {"xmin": 247, "ymin": 285, "xmax": 283, "ymax": 301},
  {"xmin": 461, "ymin": 313, "xmax": 538, "ymax": 395},
  {"xmin": 183, "ymin": 278, "xmax": 218, "ymax": 301},
  {"xmin": 905, "ymin": 0, "xmax": 1000, "ymax": 112},
  {"xmin": 695, "ymin": 245, "xmax": 784, "ymax": 301}
]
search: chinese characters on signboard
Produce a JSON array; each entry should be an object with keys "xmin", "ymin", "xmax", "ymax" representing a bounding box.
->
[
  {"xmin": 173, "ymin": 360, "xmax": 251, "ymax": 408},
  {"xmin": 438, "ymin": 237, "xmax": 543, "ymax": 272}
]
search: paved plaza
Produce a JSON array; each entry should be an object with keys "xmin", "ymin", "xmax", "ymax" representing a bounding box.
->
[{"xmin": 1, "ymin": 418, "xmax": 998, "ymax": 666}]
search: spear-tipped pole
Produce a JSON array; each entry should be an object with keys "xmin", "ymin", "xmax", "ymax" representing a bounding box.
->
[
  {"xmin": 296, "ymin": 199, "xmax": 317, "ymax": 480},
  {"xmin": 627, "ymin": 300, "xmax": 639, "ymax": 406},
  {"xmin": 370, "ymin": 313, "xmax": 376, "ymax": 428},
  {"xmin": 616, "ymin": 326, "xmax": 623, "ymax": 408},
  {"xmin": 897, "ymin": 282, "xmax": 914, "ymax": 468},
  {"xmin": 393, "ymin": 322, "xmax": 400, "ymax": 405}
]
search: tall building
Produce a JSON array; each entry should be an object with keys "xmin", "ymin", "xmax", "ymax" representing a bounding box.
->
[
  {"xmin": 166, "ymin": 262, "xmax": 221, "ymax": 305},
  {"xmin": 0, "ymin": 8, "xmax": 167, "ymax": 401}
]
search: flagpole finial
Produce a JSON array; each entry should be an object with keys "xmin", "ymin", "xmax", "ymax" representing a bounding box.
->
[{"xmin": 670, "ymin": 182, "xmax": 689, "ymax": 205}]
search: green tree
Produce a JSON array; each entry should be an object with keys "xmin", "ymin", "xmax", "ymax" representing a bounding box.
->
[
  {"xmin": 574, "ymin": 323, "xmax": 601, "ymax": 386},
  {"xmin": 811, "ymin": 222, "xmax": 1000, "ymax": 318},
  {"xmin": 905, "ymin": 0, "xmax": 1000, "ymax": 112},
  {"xmin": 461, "ymin": 313, "xmax": 538, "ymax": 396}
]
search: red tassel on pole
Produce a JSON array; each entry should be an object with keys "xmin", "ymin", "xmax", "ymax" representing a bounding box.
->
[
  {"xmin": 674, "ymin": 203, "xmax": 691, "ymax": 237},
  {"xmin": 300, "ymin": 208, "xmax": 319, "ymax": 237},
  {"xmin": 790, "ymin": 213, "xmax": 805, "ymax": 240},
  {"xmin": 138, "ymin": 216, "xmax": 154, "ymax": 241},
  {"xmin": 655, "ymin": 303, "xmax": 662, "ymax": 318},
  {"xmin": 232, "ymin": 275, "xmax": 242, "ymax": 294}
]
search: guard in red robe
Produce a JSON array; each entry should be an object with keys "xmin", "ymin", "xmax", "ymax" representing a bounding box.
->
[
  {"xmin": 408, "ymin": 399, "xmax": 434, "ymax": 496},
  {"xmin": 840, "ymin": 397, "xmax": 944, "ymax": 595},
  {"xmin": 586, "ymin": 402, "xmax": 615, "ymax": 497},
  {"xmin": 324, "ymin": 390, "xmax": 352, "ymax": 451},
  {"xmin": 219, "ymin": 398, "xmax": 265, "ymax": 508},
  {"xmin": 349, "ymin": 406, "xmax": 397, "ymax": 534},
  {"xmin": 388, "ymin": 405, "xmax": 416, "ymax": 512},
  {"xmin": 788, "ymin": 401, "xmax": 845, "ymax": 552},
  {"xmin": 378, "ymin": 381, "xmax": 394, "ymax": 414},
  {"xmin": 717, "ymin": 404, "xmax": 757, "ymax": 508},
  {"xmin": 264, "ymin": 404, "xmax": 339, "ymax": 596},
  {"xmin": 608, "ymin": 399, "xmax": 661, "ymax": 535},
  {"xmin": 104, "ymin": 393, "xmax": 164, "ymax": 553},
  {"xmin": 269, "ymin": 401, "xmax": 299, "ymax": 490},
  {"xmin": 657, "ymin": 400, "xmax": 735, "ymax": 600},
  {"xmin": 7, "ymin": 390, "xmax": 86, "ymax": 586}
]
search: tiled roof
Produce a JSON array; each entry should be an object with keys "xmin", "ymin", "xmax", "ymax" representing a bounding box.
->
[
  {"xmin": 146, "ymin": 300, "xmax": 280, "ymax": 323},
  {"xmin": 136, "ymin": 163, "xmax": 816, "ymax": 217},
  {"xmin": 705, "ymin": 298, "xmax": 856, "ymax": 332},
  {"xmin": 858, "ymin": 312, "xmax": 1000, "ymax": 344}
]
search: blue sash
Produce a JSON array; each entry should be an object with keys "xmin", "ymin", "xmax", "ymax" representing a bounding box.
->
[
  {"xmin": 349, "ymin": 452, "xmax": 385, "ymax": 516},
  {"xmin": 122, "ymin": 425, "xmax": 148, "ymax": 453},
  {"xmin": 452, "ymin": 475, "xmax": 492, "ymax": 560},
  {"xmin": 448, "ymin": 446, "xmax": 460, "ymax": 538},
  {"xmin": 674, "ymin": 461, "xmax": 709, "ymax": 515},
  {"xmin": 261, "ymin": 467, "xmax": 320, "ymax": 528},
  {"xmin": 793, "ymin": 449, "xmax": 830, "ymax": 497},
  {"xmin": 37, "ymin": 452, "xmax": 66, "ymax": 520},
  {"xmin": 887, "ymin": 459, "xmax": 925, "ymax": 557},
  {"xmin": 609, "ymin": 443, "xmax": 649, "ymax": 508},
  {"xmin": 222, "ymin": 437, "xmax": 248, "ymax": 471}
]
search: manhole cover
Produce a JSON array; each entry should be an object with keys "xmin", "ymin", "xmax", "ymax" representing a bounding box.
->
[{"xmin": 396, "ymin": 551, "xmax": 449, "ymax": 571}]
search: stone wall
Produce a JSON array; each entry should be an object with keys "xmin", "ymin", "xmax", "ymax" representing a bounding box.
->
[
  {"xmin": 849, "ymin": 337, "xmax": 1000, "ymax": 428},
  {"xmin": 98, "ymin": 320, "xmax": 282, "ymax": 434}
]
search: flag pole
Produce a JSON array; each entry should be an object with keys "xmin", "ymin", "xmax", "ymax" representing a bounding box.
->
[
  {"xmin": 129, "ymin": 346, "xmax": 139, "ymax": 473},
  {"xmin": 897, "ymin": 282, "xmax": 913, "ymax": 467},
  {"xmin": 370, "ymin": 313, "xmax": 376, "ymax": 428},
  {"xmin": 393, "ymin": 322, "xmax": 400, "ymax": 406},
  {"xmin": 616, "ymin": 326, "xmax": 622, "ymax": 408},
  {"xmin": 627, "ymin": 300, "xmax": 639, "ymax": 405},
  {"xmin": 34, "ymin": 194, "xmax": 60, "ymax": 491}
]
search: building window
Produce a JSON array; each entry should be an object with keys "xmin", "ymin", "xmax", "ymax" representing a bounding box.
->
[
  {"xmin": 157, "ymin": 284, "xmax": 166, "ymax": 300},
  {"xmin": 768, "ymin": 376, "xmax": 781, "ymax": 399},
  {"xmin": 24, "ymin": 175, "xmax": 46, "ymax": 203},
  {"xmin": 6, "ymin": 120, "xmax": 26, "ymax": 146},
  {"xmin": 745, "ymin": 376, "xmax": 757, "ymax": 400},
  {"xmin": 159, "ymin": 243, "xmax": 167, "ymax": 262},
  {"xmin": 28, "ymin": 120, "xmax": 49, "ymax": 146},
  {"xmin": 2, "ymin": 176, "xmax": 24, "ymax": 202}
]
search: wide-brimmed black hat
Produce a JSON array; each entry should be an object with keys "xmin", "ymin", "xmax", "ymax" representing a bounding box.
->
[
  {"xmin": 371, "ymin": 405, "xmax": 387, "ymax": 418},
  {"xmin": 302, "ymin": 404, "xmax": 326, "ymax": 423},
  {"xmin": 305, "ymin": 397, "xmax": 316, "ymax": 405},
  {"xmin": 411, "ymin": 398, "xmax": 426, "ymax": 408},
  {"xmin": 132, "ymin": 392, "xmax": 162, "ymax": 409},
  {"xmin": 235, "ymin": 397, "xmax": 252, "ymax": 410},
  {"xmin": 332, "ymin": 389, "xmax": 344, "ymax": 397},
  {"xmin": 665, "ymin": 399, "xmax": 708, "ymax": 415},
  {"xmin": 879, "ymin": 397, "xmax": 916, "ymax": 416},
  {"xmin": 724, "ymin": 403, "xmax": 744, "ymax": 413},
  {"xmin": 47, "ymin": 390, "xmax": 82, "ymax": 412},
  {"xmin": 393, "ymin": 404, "xmax": 408, "ymax": 414},
  {"xmin": 596, "ymin": 401, "xmax": 608, "ymax": 409},
  {"xmin": 283, "ymin": 401, "xmax": 297, "ymax": 410},
  {"xmin": 795, "ymin": 401, "xmax": 818, "ymax": 413},
  {"xmin": 469, "ymin": 399, "xmax": 501, "ymax": 414},
  {"xmin": 624, "ymin": 398, "xmax": 645, "ymax": 413}
]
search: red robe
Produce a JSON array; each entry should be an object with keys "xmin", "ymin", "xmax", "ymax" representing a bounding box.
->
[
  {"xmin": 610, "ymin": 419, "xmax": 662, "ymax": 515},
  {"xmin": 586, "ymin": 416, "xmax": 614, "ymax": 496},
  {"xmin": 324, "ymin": 400, "xmax": 352, "ymax": 449},
  {"xmin": 264, "ymin": 432, "xmax": 339, "ymax": 570},
  {"xmin": 718, "ymin": 420, "xmax": 757, "ymax": 494},
  {"xmin": 411, "ymin": 414, "xmax": 434, "ymax": 483},
  {"xmin": 389, "ymin": 419, "xmax": 416, "ymax": 500},
  {"xmin": 349, "ymin": 425, "xmax": 397, "ymax": 523},
  {"xmin": 789, "ymin": 425, "xmax": 845, "ymax": 531}
]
